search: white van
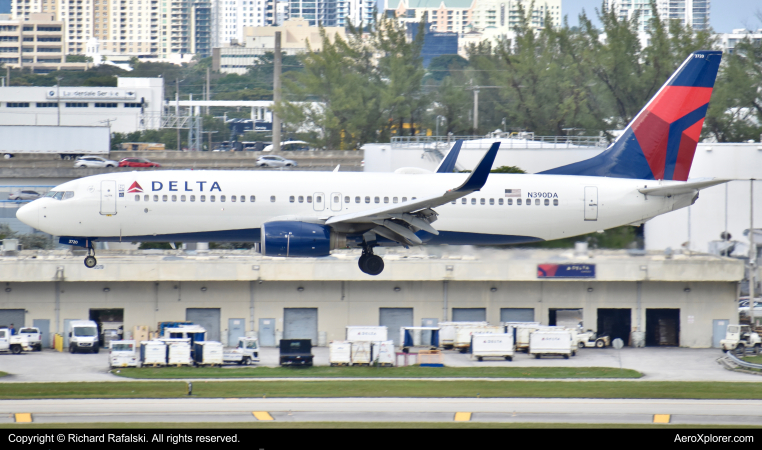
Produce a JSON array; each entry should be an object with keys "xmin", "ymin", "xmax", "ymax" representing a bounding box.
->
[{"xmin": 69, "ymin": 320, "xmax": 100, "ymax": 353}]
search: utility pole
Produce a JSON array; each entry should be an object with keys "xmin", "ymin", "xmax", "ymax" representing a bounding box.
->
[
  {"xmin": 466, "ymin": 86, "xmax": 499, "ymax": 135},
  {"xmin": 176, "ymin": 78, "xmax": 181, "ymax": 151},
  {"xmin": 272, "ymin": 31, "xmax": 282, "ymax": 152},
  {"xmin": 56, "ymin": 77, "xmax": 62, "ymax": 126},
  {"xmin": 206, "ymin": 67, "xmax": 210, "ymax": 116},
  {"xmin": 6, "ymin": 66, "xmax": 9, "ymax": 86}
]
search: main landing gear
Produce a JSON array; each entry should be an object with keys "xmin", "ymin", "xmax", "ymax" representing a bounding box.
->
[
  {"xmin": 84, "ymin": 246, "xmax": 97, "ymax": 268},
  {"xmin": 358, "ymin": 245, "xmax": 384, "ymax": 276}
]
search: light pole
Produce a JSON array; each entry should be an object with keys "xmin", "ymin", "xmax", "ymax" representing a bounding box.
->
[
  {"xmin": 466, "ymin": 85, "xmax": 500, "ymax": 135},
  {"xmin": 56, "ymin": 77, "xmax": 63, "ymax": 126},
  {"xmin": 435, "ymin": 115, "xmax": 446, "ymax": 137},
  {"xmin": 750, "ymin": 178, "xmax": 756, "ymax": 327}
]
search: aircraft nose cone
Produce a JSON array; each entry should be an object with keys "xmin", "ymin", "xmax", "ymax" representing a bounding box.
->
[{"xmin": 16, "ymin": 201, "xmax": 39, "ymax": 230}]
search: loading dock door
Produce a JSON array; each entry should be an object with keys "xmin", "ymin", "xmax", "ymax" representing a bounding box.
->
[
  {"xmin": 259, "ymin": 318, "xmax": 276, "ymax": 347},
  {"xmin": 186, "ymin": 308, "xmax": 221, "ymax": 342},
  {"xmin": 549, "ymin": 309, "xmax": 583, "ymax": 328},
  {"xmin": 284, "ymin": 308, "xmax": 318, "ymax": 345},
  {"xmin": 646, "ymin": 309, "xmax": 680, "ymax": 346},
  {"xmin": 0, "ymin": 309, "xmax": 25, "ymax": 330},
  {"xmin": 597, "ymin": 309, "xmax": 632, "ymax": 346},
  {"xmin": 452, "ymin": 308, "xmax": 486, "ymax": 322},
  {"xmin": 500, "ymin": 308, "xmax": 535, "ymax": 323},
  {"xmin": 380, "ymin": 308, "xmax": 413, "ymax": 346}
]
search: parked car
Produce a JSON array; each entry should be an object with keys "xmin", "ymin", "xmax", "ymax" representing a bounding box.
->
[
  {"xmin": 8, "ymin": 190, "xmax": 42, "ymax": 201},
  {"xmin": 74, "ymin": 156, "xmax": 118, "ymax": 168},
  {"xmin": 118, "ymin": 158, "xmax": 161, "ymax": 168},
  {"xmin": 18, "ymin": 327, "xmax": 42, "ymax": 351},
  {"xmin": 256, "ymin": 155, "xmax": 297, "ymax": 168}
]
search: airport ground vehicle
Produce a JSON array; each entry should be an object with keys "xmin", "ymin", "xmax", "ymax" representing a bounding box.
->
[
  {"xmin": 74, "ymin": 156, "xmax": 118, "ymax": 168},
  {"xmin": 18, "ymin": 327, "xmax": 42, "ymax": 351},
  {"xmin": 0, "ymin": 125, "xmax": 110, "ymax": 159},
  {"xmin": 118, "ymin": 158, "xmax": 161, "ymax": 168},
  {"xmin": 454, "ymin": 325, "xmax": 503, "ymax": 352},
  {"xmin": 69, "ymin": 320, "xmax": 100, "ymax": 353},
  {"xmin": 279, "ymin": 339, "xmax": 313, "ymax": 366},
  {"xmin": 439, "ymin": 322, "xmax": 488, "ymax": 349},
  {"xmin": 256, "ymin": 155, "xmax": 297, "ymax": 168},
  {"xmin": 109, "ymin": 340, "xmax": 138, "ymax": 368},
  {"xmin": 0, "ymin": 328, "xmax": 32, "ymax": 354},
  {"xmin": 471, "ymin": 333, "xmax": 514, "ymax": 361},
  {"xmin": 720, "ymin": 324, "xmax": 762, "ymax": 355},
  {"xmin": 576, "ymin": 330, "xmax": 610, "ymax": 348},
  {"xmin": 529, "ymin": 330, "xmax": 573, "ymax": 359},
  {"xmin": 8, "ymin": 190, "xmax": 42, "ymax": 201},
  {"xmin": 222, "ymin": 337, "xmax": 260, "ymax": 365}
]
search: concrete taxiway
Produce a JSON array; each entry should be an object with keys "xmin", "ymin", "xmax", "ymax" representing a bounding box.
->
[{"xmin": 1, "ymin": 398, "xmax": 761, "ymax": 425}]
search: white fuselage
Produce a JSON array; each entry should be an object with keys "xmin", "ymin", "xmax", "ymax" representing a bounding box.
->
[{"xmin": 17, "ymin": 170, "xmax": 692, "ymax": 245}]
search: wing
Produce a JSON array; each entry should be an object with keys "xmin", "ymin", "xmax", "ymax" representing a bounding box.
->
[{"xmin": 325, "ymin": 142, "xmax": 500, "ymax": 245}]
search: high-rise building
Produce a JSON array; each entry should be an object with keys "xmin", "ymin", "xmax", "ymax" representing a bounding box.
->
[
  {"xmin": 213, "ymin": 0, "xmax": 273, "ymax": 46},
  {"xmin": 384, "ymin": 0, "xmax": 561, "ymax": 36},
  {"xmin": 605, "ymin": 0, "xmax": 710, "ymax": 32},
  {"xmin": 287, "ymin": 0, "xmax": 374, "ymax": 27}
]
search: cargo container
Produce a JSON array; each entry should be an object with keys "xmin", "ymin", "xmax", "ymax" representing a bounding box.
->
[
  {"xmin": 529, "ymin": 330, "xmax": 573, "ymax": 359},
  {"xmin": 193, "ymin": 341, "xmax": 224, "ymax": 366},
  {"xmin": 329, "ymin": 340, "xmax": 352, "ymax": 366},
  {"xmin": 109, "ymin": 340, "xmax": 138, "ymax": 368},
  {"xmin": 372, "ymin": 340, "xmax": 395, "ymax": 366},
  {"xmin": 438, "ymin": 322, "xmax": 488, "ymax": 349},
  {"xmin": 471, "ymin": 333, "xmax": 514, "ymax": 361},
  {"xmin": 454, "ymin": 326, "xmax": 503, "ymax": 352},
  {"xmin": 351, "ymin": 341, "xmax": 372, "ymax": 365},
  {"xmin": 508, "ymin": 324, "xmax": 563, "ymax": 353},
  {"xmin": 279, "ymin": 339, "xmax": 313, "ymax": 366},
  {"xmin": 346, "ymin": 326, "xmax": 388, "ymax": 342},
  {"xmin": 160, "ymin": 338, "xmax": 192, "ymax": 366},
  {"xmin": 164, "ymin": 325, "xmax": 206, "ymax": 347},
  {"xmin": 0, "ymin": 125, "xmax": 110, "ymax": 159},
  {"xmin": 140, "ymin": 340, "xmax": 167, "ymax": 366}
]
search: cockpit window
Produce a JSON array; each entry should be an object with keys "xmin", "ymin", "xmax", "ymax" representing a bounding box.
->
[
  {"xmin": 44, "ymin": 191, "xmax": 57, "ymax": 198},
  {"xmin": 64, "ymin": 191, "xmax": 74, "ymax": 199},
  {"xmin": 54, "ymin": 192, "xmax": 64, "ymax": 200},
  {"xmin": 45, "ymin": 191, "xmax": 69, "ymax": 200}
]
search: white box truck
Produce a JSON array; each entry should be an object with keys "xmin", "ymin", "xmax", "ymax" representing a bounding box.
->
[
  {"xmin": 471, "ymin": 333, "xmax": 514, "ymax": 361},
  {"xmin": 454, "ymin": 325, "xmax": 503, "ymax": 353},
  {"xmin": 109, "ymin": 340, "xmax": 138, "ymax": 368},
  {"xmin": 529, "ymin": 330, "xmax": 573, "ymax": 359},
  {"xmin": 329, "ymin": 340, "xmax": 352, "ymax": 366},
  {"xmin": 439, "ymin": 322, "xmax": 488, "ymax": 349},
  {"xmin": 346, "ymin": 326, "xmax": 388, "ymax": 342},
  {"xmin": 0, "ymin": 328, "xmax": 32, "ymax": 354},
  {"xmin": 0, "ymin": 125, "xmax": 110, "ymax": 159},
  {"xmin": 68, "ymin": 320, "xmax": 100, "ymax": 354}
]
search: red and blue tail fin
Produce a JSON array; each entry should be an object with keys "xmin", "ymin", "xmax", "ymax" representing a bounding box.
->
[{"xmin": 540, "ymin": 51, "xmax": 722, "ymax": 181}]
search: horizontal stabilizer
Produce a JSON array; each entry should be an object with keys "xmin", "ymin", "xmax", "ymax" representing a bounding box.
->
[{"xmin": 638, "ymin": 178, "xmax": 730, "ymax": 196}]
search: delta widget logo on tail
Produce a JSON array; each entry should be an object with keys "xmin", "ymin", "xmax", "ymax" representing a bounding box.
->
[{"xmin": 127, "ymin": 181, "xmax": 143, "ymax": 193}]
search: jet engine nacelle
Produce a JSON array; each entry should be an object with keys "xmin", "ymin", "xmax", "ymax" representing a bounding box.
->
[{"xmin": 261, "ymin": 221, "xmax": 346, "ymax": 257}]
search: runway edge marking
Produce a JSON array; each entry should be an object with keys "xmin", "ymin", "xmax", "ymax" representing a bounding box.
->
[
  {"xmin": 454, "ymin": 412, "xmax": 472, "ymax": 422},
  {"xmin": 14, "ymin": 413, "xmax": 32, "ymax": 423},
  {"xmin": 653, "ymin": 414, "xmax": 671, "ymax": 423},
  {"xmin": 253, "ymin": 411, "xmax": 274, "ymax": 421}
]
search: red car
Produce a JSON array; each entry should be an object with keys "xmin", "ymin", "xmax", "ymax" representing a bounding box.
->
[{"xmin": 118, "ymin": 158, "xmax": 161, "ymax": 168}]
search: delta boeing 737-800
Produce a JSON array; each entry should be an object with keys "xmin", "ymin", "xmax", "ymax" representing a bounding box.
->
[{"xmin": 17, "ymin": 51, "xmax": 727, "ymax": 275}]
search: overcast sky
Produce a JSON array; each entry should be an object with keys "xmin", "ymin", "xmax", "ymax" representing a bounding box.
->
[{"xmin": 564, "ymin": 0, "xmax": 762, "ymax": 33}]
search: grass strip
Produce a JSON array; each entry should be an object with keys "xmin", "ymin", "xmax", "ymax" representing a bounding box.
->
[
  {"xmin": 0, "ymin": 422, "xmax": 756, "ymax": 429},
  {"xmin": 3, "ymin": 380, "xmax": 762, "ymax": 399},
  {"xmin": 0, "ymin": 371, "xmax": 7, "ymax": 378},
  {"xmin": 112, "ymin": 366, "xmax": 643, "ymax": 379}
]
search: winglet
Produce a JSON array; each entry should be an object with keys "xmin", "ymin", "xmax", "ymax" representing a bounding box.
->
[
  {"xmin": 435, "ymin": 140, "xmax": 463, "ymax": 173},
  {"xmin": 454, "ymin": 142, "xmax": 500, "ymax": 192}
]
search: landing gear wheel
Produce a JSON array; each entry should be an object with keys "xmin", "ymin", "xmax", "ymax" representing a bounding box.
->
[
  {"xmin": 84, "ymin": 255, "xmax": 97, "ymax": 268},
  {"xmin": 362, "ymin": 255, "xmax": 384, "ymax": 275},
  {"xmin": 358, "ymin": 254, "xmax": 370, "ymax": 272}
]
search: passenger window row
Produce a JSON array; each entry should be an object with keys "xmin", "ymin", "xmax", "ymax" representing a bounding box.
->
[
  {"xmin": 452, "ymin": 197, "xmax": 559, "ymax": 206},
  {"xmin": 135, "ymin": 195, "xmax": 257, "ymax": 203}
]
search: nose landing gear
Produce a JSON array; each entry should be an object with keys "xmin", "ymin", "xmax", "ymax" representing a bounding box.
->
[{"xmin": 358, "ymin": 245, "xmax": 384, "ymax": 276}]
